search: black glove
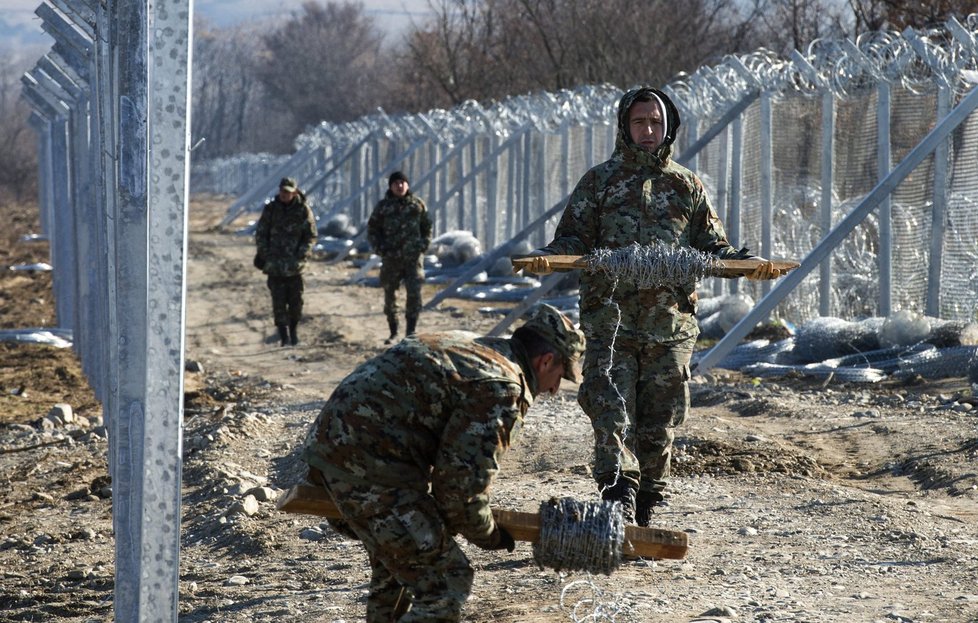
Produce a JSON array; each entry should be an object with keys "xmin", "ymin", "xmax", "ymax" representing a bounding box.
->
[
  {"xmin": 732, "ymin": 246, "xmax": 755, "ymax": 259},
  {"xmin": 484, "ymin": 525, "xmax": 516, "ymax": 553},
  {"xmin": 253, "ymin": 253, "xmax": 266, "ymax": 270}
]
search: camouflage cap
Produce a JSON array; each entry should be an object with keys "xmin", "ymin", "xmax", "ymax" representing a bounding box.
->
[
  {"xmin": 279, "ymin": 177, "xmax": 298, "ymax": 192},
  {"xmin": 521, "ymin": 304, "xmax": 586, "ymax": 382}
]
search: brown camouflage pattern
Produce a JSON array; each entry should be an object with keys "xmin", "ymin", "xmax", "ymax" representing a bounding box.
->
[{"xmin": 301, "ymin": 330, "xmax": 539, "ymax": 620}]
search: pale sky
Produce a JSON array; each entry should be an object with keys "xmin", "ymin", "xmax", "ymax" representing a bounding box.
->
[{"xmin": 0, "ymin": 0, "xmax": 434, "ymax": 48}]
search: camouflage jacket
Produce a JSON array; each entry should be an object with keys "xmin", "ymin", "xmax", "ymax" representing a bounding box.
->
[
  {"xmin": 255, "ymin": 194, "xmax": 317, "ymax": 277},
  {"xmin": 367, "ymin": 191, "xmax": 432, "ymax": 260},
  {"xmin": 542, "ymin": 133, "xmax": 740, "ymax": 343},
  {"xmin": 302, "ymin": 331, "xmax": 538, "ymax": 548}
]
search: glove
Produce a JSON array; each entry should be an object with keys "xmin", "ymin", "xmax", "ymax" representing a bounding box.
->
[
  {"xmin": 745, "ymin": 258, "xmax": 782, "ymax": 281},
  {"xmin": 483, "ymin": 525, "xmax": 516, "ymax": 553},
  {"xmin": 253, "ymin": 253, "xmax": 266, "ymax": 270},
  {"xmin": 515, "ymin": 249, "xmax": 553, "ymax": 275}
]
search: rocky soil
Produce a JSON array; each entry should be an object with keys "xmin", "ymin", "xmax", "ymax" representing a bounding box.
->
[{"xmin": 1, "ymin": 196, "xmax": 976, "ymax": 623}]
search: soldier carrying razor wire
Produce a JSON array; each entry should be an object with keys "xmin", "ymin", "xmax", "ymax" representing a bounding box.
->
[
  {"xmin": 522, "ymin": 87, "xmax": 779, "ymax": 527},
  {"xmin": 301, "ymin": 304, "xmax": 585, "ymax": 623}
]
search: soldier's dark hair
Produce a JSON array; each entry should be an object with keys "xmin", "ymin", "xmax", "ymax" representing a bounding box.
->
[{"xmin": 513, "ymin": 326, "xmax": 562, "ymax": 361}]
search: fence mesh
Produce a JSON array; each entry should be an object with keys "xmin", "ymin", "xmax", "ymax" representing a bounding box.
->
[{"xmin": 192, "ymin": 17, "xmax": 978, "ymax": 326}]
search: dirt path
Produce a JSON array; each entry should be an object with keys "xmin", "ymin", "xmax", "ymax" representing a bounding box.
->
[{"xmin": 2, "ymin": 196, "xmax": 977, "ymax": 622}]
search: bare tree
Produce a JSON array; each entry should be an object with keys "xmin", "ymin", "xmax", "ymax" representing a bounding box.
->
[
  {"xmin": 256, "ymin": 1, "xmax": 386, "ymax": 125},
  {"xmin": 393, "ymin": 0, "xmax": 761, "ymax": 110},
  {"xmin": 0, "ymin": 52, "xmax": 40, "ymax": 203},
  {"xmin": 396, "ymin": 0, "xmax": 511, "ymax": 109},
  {"xmin": 192, "ymin": 17, "xmax": 297, "ymax": 158},
  {"xmin": 742, "ymin": 0, "xmax": 848, "ymax": 54}
]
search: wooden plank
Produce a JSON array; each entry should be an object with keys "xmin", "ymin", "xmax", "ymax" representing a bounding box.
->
[
  {"xmin": 278, "ymin": 484, "xmax": 688, "ymax": 560},
  {"xmin": 511, "ymin": 254, "xmax": 800, "ymax": 279}
]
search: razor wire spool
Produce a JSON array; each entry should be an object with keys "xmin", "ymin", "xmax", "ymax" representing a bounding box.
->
[
  {"xmin": 512, "ymin": 243, "xmax": 796, "ymax": 285},
  {"xmin": 585, "ymin": 243, "xmax": 728, "ymax": 288},
  {"xmin": 532, "ymin": 497, "xmax": 626, "ymax": 575}
]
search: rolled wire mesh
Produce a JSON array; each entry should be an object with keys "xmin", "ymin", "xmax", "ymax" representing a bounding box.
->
[
  {"xmin": 532, "ymin": 497, "xmax": 626, "ymax": 576},
  {"xmin": 894, "ymin": 345, "xmax": 978, "ymax": 379}
]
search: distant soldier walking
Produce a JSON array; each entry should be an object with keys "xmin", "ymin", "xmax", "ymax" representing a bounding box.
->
[
  {"xmin": 254, "ymin": 177, "xmax": 318, "ymax": 346},
  {"xmin": 367, "ymin": 171, "xmax": 432, "ymax": 344},
  {"xmin": 301, "ymin": 304, "xmax": 585, "ymax": 623}
]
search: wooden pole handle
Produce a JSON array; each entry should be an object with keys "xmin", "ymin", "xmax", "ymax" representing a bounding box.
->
[
  {"xmin": 511, "ymin": 254, "xmax": 799, "ymax": 279},
  {"xmin": 278, "ymin": 484, "xmax": 688, "ymax": 560}
]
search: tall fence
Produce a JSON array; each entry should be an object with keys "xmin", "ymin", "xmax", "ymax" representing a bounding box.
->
[
  {"xmin": 18, "ymin": 5, "xmax": 978, "ymax": 620},
  {"xmin": 21, "ymin": 1, "xmax": 192, "ymax": 620},
  {"xmin": 199, "ymin": 15, "xmax": 978, "ymax": 329}
]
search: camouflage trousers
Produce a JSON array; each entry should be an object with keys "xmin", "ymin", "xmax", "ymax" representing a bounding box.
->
[
  {"xmin": 318, "ymin": 474, "xmax": 473, "ymax": 623},
  {"xmin": 380, "ymin": 256, "xmax": 424, "ymax": 328},
  {"xmin": 266, "ymin": 274, "xmax": 304, "ymax": 327},
  {"xmin": 578, "ymin": 333, "xmax": 695, "ymax": 496}
]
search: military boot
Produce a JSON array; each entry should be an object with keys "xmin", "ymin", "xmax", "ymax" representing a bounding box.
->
[
  {"xmin": 405, "ymin": 315, "xmax": 417, "ymax": 336},
  {"xmin": 385, "ymin": 317, "xmax": 398, "ymax": 345},
  {"xmin": 277, "ymin": 324, "xmax": 289, "ymax": 347},
  {"xmin": 600, "ymin": 480, "xmax": 636, "ymax": 525},
  {"xmin": 288, "ymin": 322, "xmax": 299, "ymax": 346},
  {"xmin": 635, "ymin": 490, "xmax": 664, "ymax": 527}
]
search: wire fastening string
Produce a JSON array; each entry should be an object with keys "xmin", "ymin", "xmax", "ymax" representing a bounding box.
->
[
  {"xmin": 532, "ymin": 497, "xmax": 626, "ymax": 575},
  {"xmin": 585, "ymin": 242, "xmax": 726, "ymax": 288}
]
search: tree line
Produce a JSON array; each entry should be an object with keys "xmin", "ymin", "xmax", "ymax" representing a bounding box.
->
[
  {"xmin": 0, "ymin": 0, "xmax": 971, "ymax": 202},
  {"xmin": 184, "ymin": 0, "xmax": 978, "ymax": 160}
]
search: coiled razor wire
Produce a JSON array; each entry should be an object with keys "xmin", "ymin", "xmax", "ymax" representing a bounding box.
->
[
  {"xmin": 532, "ymin": 497, "xmax": 626, "ymax": 576},
  {"xmin": 585, "ymin": 243, "xmax": 726, "ymax": 289},
  {"xmin": 561, "ymin": 579, "xmax": 635, "ymax": 623}
]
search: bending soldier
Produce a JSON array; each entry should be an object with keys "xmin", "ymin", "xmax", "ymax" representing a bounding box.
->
[{"xmin": 301, "ymin": 304, "xmax": 585, "ymax": 623}]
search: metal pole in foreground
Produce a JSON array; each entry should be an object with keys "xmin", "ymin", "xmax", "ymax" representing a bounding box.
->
[{"xmin": 109, "ymin": 1, "xmax": 193, "ymax": 620}]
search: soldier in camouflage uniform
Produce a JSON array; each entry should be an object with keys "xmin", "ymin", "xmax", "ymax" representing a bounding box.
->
[
  {"xmin": 254, "ymin": 177, "xmax": 318, "ymax": 346},
  {"xmin": 524, "ymin": 88, "xmax": 778, "ymax": 527},
  {"xmin": 367, "ymin": 171, "xmax": 433, "ymax": 344},
  {"xmin": 301, "ymin": 304, "xmax": 585, "ymax": 623}
]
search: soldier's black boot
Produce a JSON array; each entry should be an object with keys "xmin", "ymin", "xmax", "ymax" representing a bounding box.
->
[
  {"xmin": 600, "ymin": 480, "xmax": 637, "ymax": 525},
  {"xmin": 288, "ymin": 322, "xmax": 299, "ymax": 346},
  {"xmin": 385, "ymin": 317, "xmax": 398, "ymax": 345},
  {"xmin": 277, "ymin": 324, "xmax": 289, "ymax": 347},
  {"xmin": 635, "ymin": 490, "xmax": 664, "ymax": 528},
  {"xmin": 405, "ymin": 315, "xmax": 417, "ymax": 336}
]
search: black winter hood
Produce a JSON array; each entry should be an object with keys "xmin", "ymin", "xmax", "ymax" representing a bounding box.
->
[{"xmin": 616, "ymin": 87, "xmax": 682, "ymax": 158}]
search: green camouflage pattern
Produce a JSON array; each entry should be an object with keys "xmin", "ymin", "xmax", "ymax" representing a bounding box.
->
[
  {"xmin": 368, "ymin": 191, "xmax": 433, "ymax": 327},
  {"xmin": 367, "ymin": 191, "xmax": 432, "ymax": 260},
  {"xmin": 579, "ymin": 332, "xmax": 695, "ymax": 493},
  {"xmin": 301, "ymin": 330, "xmax": 539, "ymax": 620},
  {"xmin": 266, "ymin": 274, "xmax": 304, "ymax": 327},
  {"xmin": 379, "ymin": 255, "xmax": 425, "ymax": 327},
  {"xmin": 542, "ymin": 88, "xmax": 739, "ymax": 496},
  {"xmin": 254, "ymin": 193, "xmax": 317, "ymax": 277},
  {"xmin": 542, "ymin": 111, "xmax": 739, "ymax": 343},
  {"xmin": 321, "ymin": 477, "xmax": 474, "ymax": 622}
]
